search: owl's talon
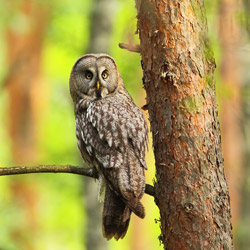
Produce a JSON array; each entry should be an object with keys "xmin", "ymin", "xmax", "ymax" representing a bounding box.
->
[{"xmin": 87, "ymin": 167, "xmax": 99, "ymax": 178}]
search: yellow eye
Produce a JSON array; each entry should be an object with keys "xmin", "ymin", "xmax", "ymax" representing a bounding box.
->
[
  {"xmin": 85, "ymin": 71, "xmax": 93, "ymax": 80},
  {"xmin": 102, "ymin": 71, "xmax": 108, "ymax": 79}
]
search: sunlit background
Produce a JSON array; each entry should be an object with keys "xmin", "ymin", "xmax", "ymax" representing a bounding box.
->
[{"xmin": 0, "ymin": 0, "xmax": 249, "ymax": 249}]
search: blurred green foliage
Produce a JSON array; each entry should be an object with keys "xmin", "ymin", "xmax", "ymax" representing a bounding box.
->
[
  {"xmin": 0, "ymin": 0, "xmax": 160, "ymax": 249},
  {"xmin": 0, "ymin": 0, "xmax": 249, "ymax": 249}
]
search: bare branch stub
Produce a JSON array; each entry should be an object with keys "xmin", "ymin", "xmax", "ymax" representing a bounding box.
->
[{"xmin": 119, "ymin": 43, "xmax": 141, "ymax": 53}]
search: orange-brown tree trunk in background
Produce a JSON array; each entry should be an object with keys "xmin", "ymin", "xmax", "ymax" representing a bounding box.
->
[
  {"xmin": 136, "ymin": 0, "xmax": 234, "ymax": 249},
  {"xmin": 4, "ymin": 0, "xmax": 49, "ymax": 249},
  {"xmin": 5, "ymin": 0, "xmax": 48, "ymax": 162},
  {"xmin": 219, "ymin": 0, "xmax": 242, "ymax": 230}
]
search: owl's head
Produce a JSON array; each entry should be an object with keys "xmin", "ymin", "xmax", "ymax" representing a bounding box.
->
[{"xmin": 70, "ymin": 54, "xmax": 122, "ymax": 103}]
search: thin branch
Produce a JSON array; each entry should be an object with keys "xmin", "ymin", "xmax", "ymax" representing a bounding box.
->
[
  {"xmin": 0, "ymin": 165, "xmax": 155, "ymax": 197},
  {"xmin": 0, "ymin": 165, "xmax": 97, "ymax": 177}
]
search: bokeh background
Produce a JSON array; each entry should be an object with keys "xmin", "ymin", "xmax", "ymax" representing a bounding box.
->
[{"xmin": 0, "ymin": 0, "xmax": 249, "ymax": 249}]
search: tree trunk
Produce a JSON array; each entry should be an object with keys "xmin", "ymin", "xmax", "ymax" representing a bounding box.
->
[
  {"xmin": 136, "ymin": 0, "xmax": 233, "ymax": 249},
  {"xmin": 83, "ymin": 0, "xmax": 115, "ymax": 249},
  {"xmin": 4, "ymin": 1, "xmax": 49, "ymax": 249},
  {"xmin": 5, "ymin": 0, "xmax": 49, "ymax": 162},
  {"xmin": 238, "ymin": 2, "xmax": 250, "ymax": 249},
  {"xmin": 219, "ymin": 0, "xmax": 242, "ymax": 231}
]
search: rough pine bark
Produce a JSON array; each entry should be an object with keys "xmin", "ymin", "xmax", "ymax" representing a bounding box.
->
[{"xmin": 135, "ymin": 0, "xmax": 234, "ymax": 249}]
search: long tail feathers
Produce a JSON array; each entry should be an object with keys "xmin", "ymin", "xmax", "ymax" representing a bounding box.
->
[
  {"xmin": 102, "ymin": 186, "xmax": 145, "ymax": 240},
  {"xmin": 102, "ymin": 186, "xmax": 131, "ymax": 240}
]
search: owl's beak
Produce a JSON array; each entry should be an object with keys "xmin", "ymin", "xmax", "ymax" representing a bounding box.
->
[
  {"xmin": 96, "ymin": 80, "xmax": 102, "ymax": 98},
  {"xmin": 96, "ymin": 81, "xmax": 100, "ymax": 90}
]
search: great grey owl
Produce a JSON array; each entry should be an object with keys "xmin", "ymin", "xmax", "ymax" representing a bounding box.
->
[{"xmin": 69, "ymin": 54, "xmax": 148, "ymax": 240}]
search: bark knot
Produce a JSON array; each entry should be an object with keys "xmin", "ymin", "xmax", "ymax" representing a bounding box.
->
[
  {"xmin": 160, "ymin": 60, "xmax": 177, "ymax": 85},
  {"xmin": 184, "ymin": 202, "xmax": 194, "ymax": 213}
]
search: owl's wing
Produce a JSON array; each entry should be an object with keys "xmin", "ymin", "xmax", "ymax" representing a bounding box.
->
[
  {"xmin": 85, "ymin": 100, "xmax": 148, "ymax": 169},
  {"xmin": 77, "ymin": 99, "xmax": 147, "ymax": 217}
]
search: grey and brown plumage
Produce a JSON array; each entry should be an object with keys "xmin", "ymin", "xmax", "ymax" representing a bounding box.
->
[{"xmin": 69, "ymin": 54, "xmax": 148, "ymax": 240}]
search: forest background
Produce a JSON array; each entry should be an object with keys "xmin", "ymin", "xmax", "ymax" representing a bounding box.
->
[{"xmin": 0, "ymin": 0, "xmax": 249, "ymax": 249}]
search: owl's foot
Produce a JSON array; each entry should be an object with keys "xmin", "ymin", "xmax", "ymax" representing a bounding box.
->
[{"xmin": 87, "ymin": 167, "xmax": 99, "ymax": 179}]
